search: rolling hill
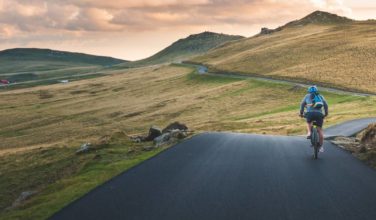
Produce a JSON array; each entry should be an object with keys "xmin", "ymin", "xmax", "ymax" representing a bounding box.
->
[
  {"xmin": 0, "ymin": 48, "xmax": 127, "ymax": 87},
  {"xmin": 120, "ymin": 31, "xmax": 244, "ymax": 67},
  {"xmin": 0, "ymin": 32, "xmax": 243, "ymax": 87},
  {"xmin": 0, "ymin": 48, "xmax": 126, "ymax": 72},
  {"xmin": 1, "ymin": 27, "xmax": 376, "ymax": 218},
  {"xmin": 190, "ymin": 11, "xmax": 376, "ymax": 93},
  {"xmin": 1, "ymin": 63, "xmax": 375, "ymax": 219}
]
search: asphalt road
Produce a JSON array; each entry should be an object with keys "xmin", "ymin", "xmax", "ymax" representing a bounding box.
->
[
  {"xmin": 324, "ymin": 117, "xmax": 376, "ymax": 138},
  {"xmin": 51, "ymin": 119, "xmax": 376, "ymax": 220}
]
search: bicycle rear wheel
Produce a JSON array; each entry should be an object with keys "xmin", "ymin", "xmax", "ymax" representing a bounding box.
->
[{"xmin": 312, "ymin": 127, "xmax": 319, "ymax": 159}]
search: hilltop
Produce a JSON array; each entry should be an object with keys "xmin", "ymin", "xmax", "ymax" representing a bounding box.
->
[
  {"xmin": 121, "ymin": 31, "xmax": 244, "ymax": 67},
  {"xmin": 0, "ymin": 48, "xmax": 126, "ymax": 72},
  {"xmin": 190, "ymin": 11, "xmax": 376, "ymax": 93},
  {"xmin": 259, "ymin": 11, "xmax": 353, "ymax": 35},
  {"xmin": 285, "ymin": 10, "xmax": 353, "ymax": 27},
  {"xmin": 0, "ymin": 48, "xmax": 127, "ymax": 87}
]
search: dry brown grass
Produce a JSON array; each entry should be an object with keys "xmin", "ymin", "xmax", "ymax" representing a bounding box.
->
[
  {"xmin": 1, "ymin": 64, "xmax": 375, "ymax": 154},
  {"xmin": 332, "ymin": 123, "xmax": 376, "ymax": 169},
  {"xmin": 1, "ymin": 64, "xmax": 376, "ymax": 219},
  {"xmin": 191, "ymin": 21, "xmax": 376, "ymax": 93}
]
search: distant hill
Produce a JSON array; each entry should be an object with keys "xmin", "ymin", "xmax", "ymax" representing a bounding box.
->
[
  {"xmin": 259, "ymin": 11, "xmax": 353, "ymax": 35},
  {"xmin": 285, "ymin": 10, "xmax": 353, "ymax": 27},
  {"xmin": 0, "ymin": 48, "xmax": 126, "ymax": 72},
  {"xmin": 0, "ymin": 48, "xmax": 127, "ymax": 88},
  {"xmin": 121, "ymin": 31, "xmax": 244, "ymax": 67},
  {"xmin": 190, "ymin": 11, "xmax": 376, "ymax": 93}
]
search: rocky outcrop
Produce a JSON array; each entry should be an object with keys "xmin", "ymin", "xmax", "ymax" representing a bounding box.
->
[
  {"xmin": 162, "ymin": 122, "xmax": 188, "ymax": 133},
  {"xmin": 170, "ymin": 129, "xmax": 188, "ymax": 139},
  {"xmin": 331, "ymin": 123, "xmax": 376, "ymax": 169},
  {"xmin": 259, "ymin": 27, "xmax": 282, "ymax": 35},
  {"xmin": 359, "ymin": 123, "xmax": 376, "ymax": 147},
  {"xmin": 144, "ymin": 126, "xmax": 163, "ymax": 141},
  {"xmin": 131, "ymin": 122, "xmax": 189, "ymax": 148},
  {"xmin": 154, "ymin": 133, "xmax": 172, "ymax": 147},
  {"xmin": 130, "ymin": 126, "xmax": 162, "ymax": 143},
  {"xmin": 12, "ymin": 191, "xmax": 37, "ymax": 208},
  {"xmin": 260, "ymin": 27, "xmax": 274, "ymax": 35},
  {"xmin": 154, "ymin": 129, "xmax": 188, "ymax": 147},
  {"xmin": 76, "ymin": 143, "xmax": 92, "ymax": 154}
]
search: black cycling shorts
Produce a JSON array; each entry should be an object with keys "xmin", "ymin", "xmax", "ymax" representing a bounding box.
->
[{"xmin": 306, "ymin": 112, "xmax": 324, "ymax": 128}]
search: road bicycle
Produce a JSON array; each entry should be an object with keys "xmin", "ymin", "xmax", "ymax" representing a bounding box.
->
[
  {"xmin": 309, "ymin": 120, "xmax": 320, "ymax": 159},
  {"xmin": 302, "ymin": 113, "xmax": 321, "ymax": 159}
]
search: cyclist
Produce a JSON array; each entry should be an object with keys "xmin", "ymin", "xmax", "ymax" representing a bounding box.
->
[{"xmin": 299, "ymin": 86, "xmax": 328, "ymax": 152}]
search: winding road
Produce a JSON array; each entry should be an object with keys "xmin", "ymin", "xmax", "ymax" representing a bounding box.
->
[
  {"xmin": 51, "ymin": 118, "xmax": 376, "ymax": 220},
  {"xmin": 183, "ymin": 63, "xmax": 375, "ymax": 97}
]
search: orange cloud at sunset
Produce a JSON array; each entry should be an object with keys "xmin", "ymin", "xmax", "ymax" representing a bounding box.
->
[{"xmin": 0, "ymin": 0, "xmax": 375, "ymax": 60}]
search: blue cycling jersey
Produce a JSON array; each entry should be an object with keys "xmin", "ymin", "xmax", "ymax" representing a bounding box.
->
[{"xmin": 300, "ymin": 93, "xmax": 328, "ymax": 115}]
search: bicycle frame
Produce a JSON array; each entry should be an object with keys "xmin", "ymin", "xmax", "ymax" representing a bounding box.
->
[
  {"xmin": 302, "ymin": 112, "xmax": 321, "ymax": 159},
  {"xmin": 311, "ymin": 122, "xmax": 320, "ymax": 159}
]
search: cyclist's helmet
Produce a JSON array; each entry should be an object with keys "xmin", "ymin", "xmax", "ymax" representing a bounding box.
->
[{"xmin": 308, "ymin": 85, "xmax": 318, "ymax": 93}]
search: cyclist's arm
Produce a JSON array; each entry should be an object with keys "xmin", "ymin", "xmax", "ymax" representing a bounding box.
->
[
  {"xmin": 300, "ymin": 96, "xmax": 307, "ymax": 116},
  {"xmin": 322, "ymin": 95, "xmax": 329, "ymax": 116},
  {"xmin": 323, "ymin": 100, "xmax": 328, "ymax": 116}
]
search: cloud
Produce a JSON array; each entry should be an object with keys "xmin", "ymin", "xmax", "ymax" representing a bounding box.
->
[
  {"xmin": 0, "ymin": 24, "xmax": 19, "ymax": 39},
  {"xmin": 309, "ymin": 0, "xmax": 352, "ymax": 15},
  {"xmin": 0, "ymin": 0, "xmax": 354, "ymax": 35},
  {"xmin": 65, "ymin": 7, "xmax": 122, "ymax": 31},
  {"xmin": 0, "ymin": 0, "xmax": 368, "ymax": 60},
  {"xmin": 110, "ymin": 0, "xmax": 314, "ymax": 30},
  {"xmin": 66, "ymin": 0, "xmax": 210, "ymax": 8}
]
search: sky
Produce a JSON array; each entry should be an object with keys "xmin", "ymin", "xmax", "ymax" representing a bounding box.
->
[{"xmin": 0, "ymin": 0, "xmax": 375, "ymax": 61}]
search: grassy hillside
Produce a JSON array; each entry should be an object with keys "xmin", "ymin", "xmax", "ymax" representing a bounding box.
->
[
  {"xmin": 3, "ymin": 64, "xmax": 374, "ymax": 152},
  {"xmin": 0, "ymin": 48, "xmax": 126, "ymax": 72},
  {"xmin": 120, "ymin": 32, "xmax": 244, "ymax": 67},
  {"xmin": 1, "ymin": 64, "xmax": 376, "ymax": 219},
  {"xmin": 0, "ymin": 48, "xmax": 127, "ymax": 88},
  {"xmin": 190, "ymin": 11, "xmax": 376, "ymax": 93},
  {"xmin": 284, "ymin": 10, "xmax": 352, "ymax": 26}
]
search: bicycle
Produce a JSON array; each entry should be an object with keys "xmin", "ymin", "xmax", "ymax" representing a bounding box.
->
[
  {"xmin": 310, "ymin": 120, "xmax": 320, "ymax": 159},
  {"xmin": 302, "ymin": 113, "xmax": 321, "ymax": 159}
]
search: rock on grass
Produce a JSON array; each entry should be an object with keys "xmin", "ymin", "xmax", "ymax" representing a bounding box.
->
[
  {"xmin": 162, "ymin": 122, "xmax": 188, "ymax": 133},
  {"xmin": 358, "ymin": 123, "xmax": 376, "ymax": 147},
  {"xmin": 11, "ymin": 191, "xmax": 37, "ymax": 208}
]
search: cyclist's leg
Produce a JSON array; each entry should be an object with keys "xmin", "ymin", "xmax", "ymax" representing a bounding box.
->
[
  {"xmin": 306, "ymin": 122, "xmax": 312, "ymax": 136},
  {"xmin": 314, "ymin": 112, "xmax": 325, "ymax": 146},
  {"xmin": 317, "ymin": 127, "xmax": 324, "ymax": 146},
  {"xmin": 305, "ymin": 112, "xmax": 314, "ymax": 137}
]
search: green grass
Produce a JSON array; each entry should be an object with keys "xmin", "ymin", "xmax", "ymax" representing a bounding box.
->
[
  {"xmin": 224, "ymin": 79, "xmax": 288, "ymax": 96},
  {"xmin": 0, "ymin": 48, "xmax": 125, "ymax": 72},
  {"xmin": 225, "ymin": 79, "xmax": 367, "ymax": 121},
  {"xmin": 171, "ymin": 63, "xmax": 243, "ymax": 85},
  {"xmin": 0, "ymin": 137, "xmax": 165, "ymax": 220},
  {"xmin": 231, "ymin": 105, "xmax": 298, "ymax": 121},
  {"xmin": 185, "ymin": 70, "xmax": 242, "ymax": 84},
  {"xmin": 182, "ymin": 64, "xmax": 375, "ymax": 134},
  {"xmin": 320, "ymin": 91, "xmax": 368, "ymax": 104},
  {"xmin": 1, "ymin": 64, "xmax": 376, "ymax": 220},
  {"xmin": 0, "ymin": 73, "xmax": 106, "ymax": 91},
  {"xmin": 0, "ymin": 48, "xmax": 127, "ymax": 89}
]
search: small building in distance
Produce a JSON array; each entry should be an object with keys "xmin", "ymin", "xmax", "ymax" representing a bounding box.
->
[{"xmin": 0, "ymin": 79, "xmax": 10, "ymax": 85}]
